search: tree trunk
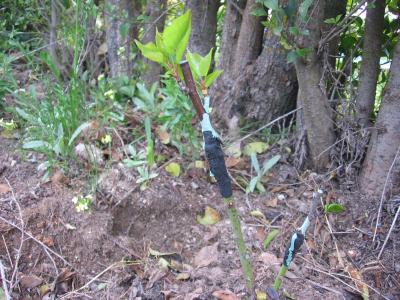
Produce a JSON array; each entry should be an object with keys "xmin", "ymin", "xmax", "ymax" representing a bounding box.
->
[
  {"xmin": 293, "ymin": 0, "xmax": 346, "ymax": 171},
  {"xmin": 141, "ymin": 0, "xmax": 167, "ymax": 85},
  {"xmin": 185, "ymin": 0, "xmax": 220, "ymax": 56},
  {"xmin": 105, "ymin": 0, "xmax": 138, "ymax": 77},
  {"xmin": 212, "ymin": 0, "xmax": 294, "ymax": 136},
  {"xmin": 49, "ymin": 0, "xmax": 65, "ymax": 77},
  {"xmin": 232, "ymin": 0, "xmax": 263, "ymax": 75},
  {"xmin": 359, "ymin": 40, "xmax": 400, "ymax": 197},
  {"xmin": 217, "ymin": 0, "xmax": 246, "ymax": 74},
  {"xmin": 213, "ymin": 31, "xmax": 297, "ymax": 132},
  {"xmin": 355, "ymin": 0, "xmax": 385, "ymax": 127}
]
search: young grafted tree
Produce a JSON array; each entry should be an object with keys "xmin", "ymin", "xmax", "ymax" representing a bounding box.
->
[
  {"xmin": 356, "ymin": 0, "xmax": 386, "ymax": 127},
  {"xmin": 360, "ymin": 39, "xmax": 400, "ymax": 197}
]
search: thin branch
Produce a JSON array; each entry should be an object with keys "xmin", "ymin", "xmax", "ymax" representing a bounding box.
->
[
  {"xmin": 373, "ymin": 144, "xmax": 400, "ymax": 242},
  {"xmin": 234, "ymin": 107, "xmax": 302, "ymax": 145},
  {"xmin": 378, "ymin": 204, "xmax": 400, "ymax": 259},
  {"xmin": 0, "ymin": 216, "xmax": 71, "ymax": 266},
  {"xmin": 0, "ymin": 260, "xmax": 11, "ymax": 300}
]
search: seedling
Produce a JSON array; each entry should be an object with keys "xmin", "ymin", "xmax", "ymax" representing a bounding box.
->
[
  {"xmin": 136, "ymin": 10, "xmax": 254, "ymax": 295},
  {"xmin": 72, "ymin": 194, "xmax": 93, "ymax": 213}
]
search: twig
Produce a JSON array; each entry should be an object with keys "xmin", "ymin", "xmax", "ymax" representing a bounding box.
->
[
  {"xmin": 234, "ymin": 107, "xmax": 302, "ymax": 145},
  {"xmin": 2, "ymin": 234, "xmax": 13, "ymax": 269},
  {"xmin": 59, "ymin": 260, "xmax": 135, "ymax": 299},
  {"xmin": 0, "ymin": 260, "xmax": 11, "ymax": 300},
  {"xmin": 5, "ymin": 178, "xmax": 24, "ymax": 290},
  {"xmin": 373, "ymin": 144, "xmax": 400, "ymax": 242},
  {"xmin": 378, "ymin": 204, "xmax": 400, "ymax": 259},
  {"xmin": 112, "ymin": 127, "xmax": 129, "ymax": 159},
  {"xmin": 0, "ymin": 216, "xmax": 71, "ymax": 266},
  {"xmin": 228, "ymin": 0, "xmax": 244, "ymax": 15}
]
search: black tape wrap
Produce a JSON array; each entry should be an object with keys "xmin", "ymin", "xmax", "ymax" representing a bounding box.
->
[
  {"xmin": 283, "ymin": 232, "xmax": 304, "ymax": 267},
  {"xmin": 203, "ymin": 131, "xmax": 232, "ymax": 198}
]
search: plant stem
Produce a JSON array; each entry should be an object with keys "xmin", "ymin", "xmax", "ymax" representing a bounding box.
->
[
  {"xmin": 224, "ymin": 196, "xmax": 255, "ymax": 293},
  {"xmin": 274, "ymin": 264, "xmax": 288, "ymax": 290}
]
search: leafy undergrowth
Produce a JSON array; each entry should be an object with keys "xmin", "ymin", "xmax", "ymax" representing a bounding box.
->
[{"xmin": 0, "ymin": 133, "xmax": 399, "ymax": 300}]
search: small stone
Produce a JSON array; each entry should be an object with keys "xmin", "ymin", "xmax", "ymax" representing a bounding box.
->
[{"xmin": 395, "ymin": 263, "xmax": 400, "ymax": 273}]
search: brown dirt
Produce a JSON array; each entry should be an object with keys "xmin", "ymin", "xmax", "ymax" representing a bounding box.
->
[{"xmin": 0, "ymin": 135, "xmax": 399, "ymax": 300}]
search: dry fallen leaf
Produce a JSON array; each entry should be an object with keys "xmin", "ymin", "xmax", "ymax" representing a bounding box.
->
[
  {"xmin": 346, "ymin": 265, "xmax": 369, "ymax": 300},
  {"xmin": 197, "ymin": 206, "xmax": 221, "ymax": 225},
  {"xmin": 156, "ymin": 127, "xmax": 170, "ymax": 144},
  {"xmin": 20, "ymin": 274, "xmax": 43, "ymax": 288},
  {"xmin": 212, "ymin": 289, "xmax": 241, "ymax": 300},
  {"xmin": 265, "ymin": 198, "xmax": 278, "ymax": 207},
  {"xmin": 0, "ymin": 183, "xmax": 11, "ymax": 195},
  {"xmin": 225, "ymin": 157, "xmax": 243, "ymax": 168},
  {"xmin": 194, "ymin": 243, "xmax": 219, "ymax": 267},
  {"xmin": 51, "ymin": 169, "xmax": 69, "ymax": 185}
]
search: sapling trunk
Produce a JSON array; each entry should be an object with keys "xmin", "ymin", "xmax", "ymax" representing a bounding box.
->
[
  {"xmin": 224, "ymin": 196, "xmax": 254, "ymax": 292},
  {"xmin": 180, "ymin": 62, "xmax": 255, "ymax": 294},
  {"xmin": 273, "ymin": 189, "xmax": 322, "ymax": 292}
]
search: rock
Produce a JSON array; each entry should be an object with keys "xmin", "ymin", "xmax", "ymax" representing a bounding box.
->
[{"xmin": 74, "ymin": 143, "xmax": 104, "ymax": 165}]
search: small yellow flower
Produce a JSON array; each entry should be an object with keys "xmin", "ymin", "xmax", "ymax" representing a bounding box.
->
[
  {"xmin": 104, "ymin": 89, "xmax": 115, "ymax": 100},
  {"xmin": 101, "ymin": 134, "xmax": 112, "ymax": 144},
  {"xmin": 97, "ymin": 73, "xmax": 105, "ymax": 81}
]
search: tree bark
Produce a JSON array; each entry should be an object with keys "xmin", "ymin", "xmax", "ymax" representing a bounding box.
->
[
  {"xmin": 359, "ymin": 40, "xmax": 400, "ymax": 197},
  {"xmin": 105, "ymin": 0, "xmax": 138, "ymax": 77},
  {"xmin": 185, "ymin": 0, "xmax": 220, "ymax": 56},
  {"xmin": 212, "ymin": 0, "xmax": 294, "ymax": 136},
  {"xmin": 232, "ymin": 0, "xmax": 263, "ymax": 75},
  {"xmin": 141, "ymin": 0, "xmax": 167, "ymax": 85},
  {"xmin": 213, "ymin": 31, "xmax": 297, "ymax": 133},
  {"xmin": 293, "ymin": 0, "xmax": 339, "ymax": 171},
  {"xmin": 217, "ymin": 0, "xmax": 246, "ymax": 74},
  {"xmin": 355, "ymin": 0, "xmax": 385, "ymax": 127}
]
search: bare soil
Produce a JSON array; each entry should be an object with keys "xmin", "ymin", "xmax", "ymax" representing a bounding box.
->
[{"xmin": 0, "ymin": 135, "xmax": 399, "ymax": 300}]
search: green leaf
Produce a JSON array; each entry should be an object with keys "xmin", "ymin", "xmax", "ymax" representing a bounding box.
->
[
  {"xmin": 261, "ymin": 155, "xmax": 281, "ymax": 176},
  {"xmin": 123, "ymin": 159, "xmax": 146, "ymax": 168},
  {"xmin": 199, "ymin": 49, "xmax": 213, "ymax": 77},
  {"xmin": 263, "ymin": 229, "xmax": 279, "ymax": 249},
  {"xmin": 68, "ymin": 122, "xmax": 90, "ymax": 146},
  {"xmin": 119, "ymin": 23, "xmax": 129, "ymax": 39},
  {"xmin": 263, "ymin": 0, "xmax": 279, "ymax": 10},
  {"xmin": 165, "ymin": 162, "xmax": 181, "ymax": 177},
  {"xmin": 324, "ymin": 203, "xmax": 346, "ymax": 214},
  {"xmin": 205, "ymin": 70, "xmax": 223, "ymax": 87},
  {"xmin": 247, "ymin": 177, "xmax": 259, "ymax": 194},
  {"xmin": 287, "ymin": 50, "xmax": 299, "ymax": 63},
  {"xmin": 243, "ymin": 141, "xmax": 269, "ymax": 156},
  {"xmin": 162, "ymin": 10, "xmax": 192, "ymax": 63},
  {"xmin": 250, "ymin": 153, "xmax": 261, "ymax": 174},
  {"xmin": 23, "ymin": 140, "xmax": 50, "ymax": 150},
  {"xmin": 251, "ymin": 7, "xmax": 268, "ymax": 17},
  {"xmin": 187, "ymin": 51, "xmax": 203, "ymax": 79},
  {"xmin": 135, "ymin": 41, "xmax": 166, "ymax": 64},
  {"xmin": 119, "ymin": 85, "xmax": 136, "ymax": 97},
  {"xmin": 299, "ymin": 0, "xmax": 313, "ymax": 22},
  {"xmin": 196, "ymin": 206, "xmax": 221, "ymax": 225}
]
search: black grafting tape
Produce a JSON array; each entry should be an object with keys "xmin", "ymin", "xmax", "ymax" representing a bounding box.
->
[
  {"xmin": 283, "ymin": 232, "xmax": 304, "ymax": 267},
  {"xmin": 203, "ymin": 131, "xmax": 232, "ymax": 198}
]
